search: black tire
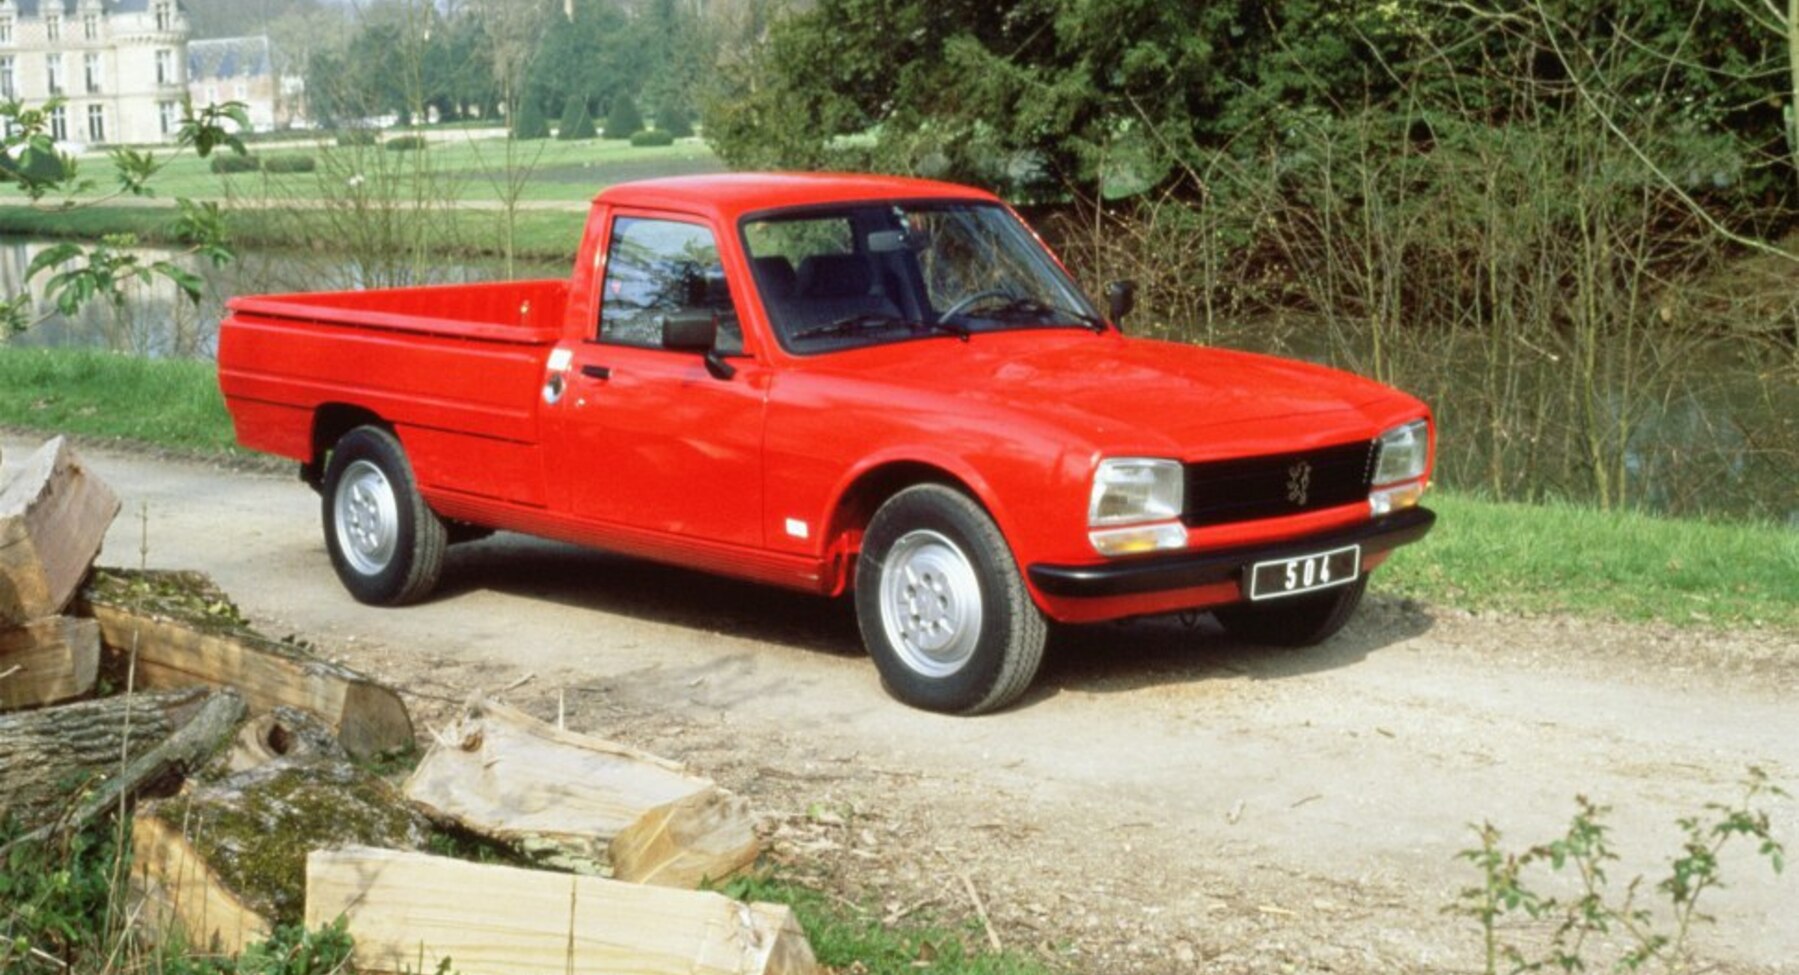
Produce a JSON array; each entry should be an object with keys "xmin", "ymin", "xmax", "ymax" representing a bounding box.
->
[
  {"xmin": 1213, "ymin": 574, "xmax": 1368, "ymax": 647},
  {"xmin": 855, "ymin": 485, "xmax": 1046, "ymax": 714},
  {"xmin": 321, "ymin": 425, "xmax": 447, "ymax": 606}
]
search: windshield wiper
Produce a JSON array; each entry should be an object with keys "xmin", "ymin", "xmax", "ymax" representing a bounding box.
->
[
  {"xmin": 979, "ymin": 297, "xmax": 1107, "ymax": 334},
  {"xmin": 793, "ymin": 313, "xmax": 970, "ymax": 343},
  {"xmin": 791, "ymin": 313, "xmax": 914, "ymax": 341}
]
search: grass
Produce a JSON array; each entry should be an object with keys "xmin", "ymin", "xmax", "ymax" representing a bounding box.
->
[
  {"xmin": 0, "ymin": 203, "xmax": 587, "ymax": 261},
  {"xmin": 1, "ymin": 347, "xmax": 1791, "ymax": 632},
  {"xmin": 1373, "ymin": 491, "xmax": 1799, "ymax": 629},
  {"xmin": 723, "ymin": 872, "xmax": 1059, "ymax": 974},
  {"xmin": 0, "ymin": 347, "xmax": 240, "ymax": 455},
  {"xmin": 0, "ymin": 134, "xmax": 722, "ymax": 205}
]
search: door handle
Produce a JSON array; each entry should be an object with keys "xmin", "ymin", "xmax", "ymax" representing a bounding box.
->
[{"xmin": 581, "ymin": 364, "xmax": 612, "ymax": 381}]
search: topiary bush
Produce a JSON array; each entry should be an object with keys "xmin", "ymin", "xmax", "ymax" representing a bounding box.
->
[
  {"xmin": 384, "ymin": 135, "xmax": 427, "ymax": 152},
  {"xmin": 512, "ymin": 98, "xmax": 550, "ymax": 141},
  {"xmin": 654, "ymin": 102, "xmax": 693, "ymax": 139},
  {"xmin": 209, "ymin": 153, "xmax": 261, "ymax": 174},
  {"xmin": 557, "ymin": 98, "xmax": 597, "ymax": 141},
  {"xmin": 604, "ymin": 94, "xmax": 643, "ymax": 140},
  {"xmin": 261, "ymin": 154, "xmax": 316, "ymax": 174},
  {"xmin": 630, "ymin": 129, "xmax": 675, "ymax": 147}
]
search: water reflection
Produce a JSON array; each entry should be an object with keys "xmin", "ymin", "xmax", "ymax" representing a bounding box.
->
[{"xmin": 0, "ymin": 235, "xmax": 563, "ymax": 358}]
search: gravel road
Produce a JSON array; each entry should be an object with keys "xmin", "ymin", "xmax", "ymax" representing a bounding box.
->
[{"xmin": 7, "ymin": 434, "xmax": 1795, "ymax": 974}]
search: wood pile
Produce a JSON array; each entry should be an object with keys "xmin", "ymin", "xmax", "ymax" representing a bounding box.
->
[{"xmin": 0, "ymin": 437, "xmax": 818, "ymax": 975}]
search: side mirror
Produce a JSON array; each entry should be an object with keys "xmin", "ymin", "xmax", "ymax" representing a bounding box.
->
[
  {"xmin": 660, "ymin": 309, "xmax": 738, "ymax": 380},
  {"xmin": 660, "ymin": 309, "xmax": 717, "ymax": 352},
  {"xmin": 1105, "ymin": 279, "xmax": 1136, "ymax": 328}
]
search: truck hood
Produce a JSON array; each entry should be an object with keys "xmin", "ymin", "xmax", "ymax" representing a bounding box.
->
[{"xmin": 800, "ymin": 331, "xmax": 1423, "ymax": 456}]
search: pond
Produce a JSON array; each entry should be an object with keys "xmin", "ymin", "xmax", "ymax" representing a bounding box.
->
[{"xmin": 1, "ymin": 235, "xmax": 1792, "ymax": 526}]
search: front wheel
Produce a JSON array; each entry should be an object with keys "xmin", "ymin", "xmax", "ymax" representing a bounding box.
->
[
  {"xmin": 321, "ymin": 426, "xmax": 447, "ymax": 606},
  {"xmin": 1212, "ymin": 575, "xmax": 1368, "ymax": 646},
  {"xmin": 855, "ymin": 485, "xmax": 1046, "ymax": 715}
]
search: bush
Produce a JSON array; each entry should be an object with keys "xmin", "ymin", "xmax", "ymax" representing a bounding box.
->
[
  {"xmin": 557, "ymin": 98, "xmax": 597, "ymax": 141},
  {"xmin": 604, "ymin": 94, "xmax": 643, "ymax": 140},
  {"xmin": 512, "ymin": 98, "xmax": 550, "ymax": 141},
  {"xmin": 261, "ymin": 154, "xmax": 316, "ymax": 174},
  {"xmin": 630, "ymin": 129, "xmax": 675, "ymax": 148},
  {"xmin": 335, "ymin": 129, "xmax": 378, "ymax": 147},
  {"xmin": 209, "ymin": 152, "xmax": 261, "ymax": 174},
  {"xmin": 385, "ymin": 135, "xmax": 427, "ymax": 152},
  {"xmin": 654, "ymin": 102, "xmax": 693, "ymax": 138}
]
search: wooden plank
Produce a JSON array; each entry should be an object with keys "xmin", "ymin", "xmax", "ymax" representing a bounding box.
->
[
  {"xmin": 0, "ymin": 616, "xmax": 100, "ymax": 710},
  {"xmin": 402, "ymin": 699, "xmax": 759, "ymax": 886},
  {"xmin": 305, "ymin": 847, "xmax": 817, "ymax": 975},
  {"xmin": 0, "ymin": 437, "xmax": 121, "ymax": 624},
  {"xmin": 86, "ymin": 600, "xmax": 412, "ymax": 759},
  {"xmin": 132, "ymin": 814, "xmax": 273, "ymax": 956}
]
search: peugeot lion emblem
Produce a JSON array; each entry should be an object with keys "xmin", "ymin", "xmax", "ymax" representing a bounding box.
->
[{"xmin": 1287, "ymin": 460, "xmax": 1313, "ymax": 506}]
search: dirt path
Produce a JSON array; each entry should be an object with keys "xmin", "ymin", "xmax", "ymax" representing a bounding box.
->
[{"xmin": 8, "ymin": 435, "xmax": 1795, "ymax": 974}]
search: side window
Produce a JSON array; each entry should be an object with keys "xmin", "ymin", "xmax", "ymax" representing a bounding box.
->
[{"xmin": 598, "ymin": 217, "xmax": 740, "ymax": 352}]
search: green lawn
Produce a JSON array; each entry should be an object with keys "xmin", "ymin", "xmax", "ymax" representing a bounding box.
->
[
  {"xmin": 0, "ymin": 133, "xmax": 723, "ymax": 206},
  {"xmin": 2, "ymin": 347, "xmax": 1793, "ymax": 632}
]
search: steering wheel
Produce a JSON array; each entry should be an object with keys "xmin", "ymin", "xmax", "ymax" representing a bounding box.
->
[{"xmin": 938, "ymin": 289, "xmax": 1014, "ymax": 321}]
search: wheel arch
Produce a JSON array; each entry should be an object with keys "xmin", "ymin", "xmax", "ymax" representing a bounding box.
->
[
  {"xmin": 304, "ymin": 403, "xmax": 391, "ymax": 489},
  {"xmin": 820, "ymin": 455, "xmax": 1014, "ymax": 596}
]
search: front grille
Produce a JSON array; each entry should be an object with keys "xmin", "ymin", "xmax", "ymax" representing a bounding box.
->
[{"xmin": 1184, "ymin": 440, "xmax": 1376, "ymax": 528}]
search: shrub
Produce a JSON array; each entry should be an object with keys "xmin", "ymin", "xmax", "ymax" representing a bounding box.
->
[
  {"xmin": 654, "ymin": 102, "xmax": 693, "ymax": 138},
  {"xmin": 335, "ymin": 129, "xmax": 378, "ymax": 147},
  {"xmin": 604, "ymin": 94, "xmax": 643, "ymax": 140},
  {"xmin": 557, "ymin": 98, "xmax": 597, "ymax": 141},
  {"xmin": 385, "ymin": 135, "xmax": 427, "ymax": 152},
  {"xmin": 209, "ymin": 152, "xmax": 261, "ymax": 174},
  {"xmin": 261, "ymin": 154, "xmax": 316, "ymax": 174},
  {"xmin": 512, "ymin": 98, "xmax": 550, "ymax": 141},
  {"xmin": 630, "ymin": 129, "xmax": 675, "ymax": 148}
]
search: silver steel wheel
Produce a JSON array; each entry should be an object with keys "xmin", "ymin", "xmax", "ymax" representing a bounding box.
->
[
  {"xmin": 333, "ymin": 459, "xmax": 399, "ymax": 576},
  {"xmin": 877, "ymin": 529, "xmax": 984, "ymax": 678}
]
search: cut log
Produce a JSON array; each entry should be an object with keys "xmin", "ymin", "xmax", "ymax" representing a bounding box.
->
[
  {"xmin": 223, "ymin": 707, "xmax": 349, "ymax": 775},
  {"xmin": 0, "ymin": 686, "xmax": 212, "ymax": 830},
  {"xmin": 135, "ymin": 758, "xmax": 431, "ymax": 955},
  {"xmin": 83, "ymin": 569, "xmax": 413, "ymax": 759},
  {"xmin": 403, "ymin": 698, "xmax": 760, "ymax": 887},
  {"xmin": 0, "ymin": 615, "xmax": 100, "ymax": 709},
  {"xmin": 305, "ymin": 847, "xmax": 818, "ymax": 975},
  {"xmin": 0, "ymin": 437, "xmax": 121, "ymax": 625}
]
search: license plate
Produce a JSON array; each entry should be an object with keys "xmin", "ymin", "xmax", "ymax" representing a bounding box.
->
[{"xmin": 1247, "ymin": 545, "xmax": 1361, "ymax": 601}]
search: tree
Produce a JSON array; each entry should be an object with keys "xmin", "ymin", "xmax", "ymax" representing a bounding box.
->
[
  {"xmin": 0, "ymin": 99, "xmax": 242, "ymax": 339},
  {"xmin": 605, "ymin": 93, "xmax": 643, "ymax": 140},
  {"xmin": 558, "ymin": 98, "xmax": 597, "ymax": 140}
]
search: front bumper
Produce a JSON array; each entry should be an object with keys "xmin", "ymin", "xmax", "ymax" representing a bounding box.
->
[{"xmin": 1027, "ymin": 506, "xmax": 1436, "ymax": 599}]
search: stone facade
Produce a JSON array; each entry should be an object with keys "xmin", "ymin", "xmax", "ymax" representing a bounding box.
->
[
  {"xmin": 187, "ymin": 35, "xmax": 296, "ymax": 134},
  {"xmin": 0, "ymin": 0, "xmax": 191, "ymax": 146}
]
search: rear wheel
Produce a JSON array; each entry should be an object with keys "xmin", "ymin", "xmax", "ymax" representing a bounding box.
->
[
  {"xmin": 1213, "ymin": 575, "xmax": 1368, "ymax": 646},
  {"xmin": 322, "ymin": 426, "xmax": 446, "ymax": 606},
  {"xmin": 856, "ymin": 485, "xmax": 1046, "ymax": 715}
]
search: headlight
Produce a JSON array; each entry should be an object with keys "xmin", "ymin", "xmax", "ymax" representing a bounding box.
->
[
  {"xmin": 1372, "ymin": 420, "xmax": 1429, "ymax": 486},
  {"xmin": 1089, "ymin": 458, "xmax": 1184, "ymax": 526}
]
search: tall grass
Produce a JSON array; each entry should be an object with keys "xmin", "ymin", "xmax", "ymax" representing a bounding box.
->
[{"xmin": 0, "ymin": 348, "xmax": 238, "ymax": 454}]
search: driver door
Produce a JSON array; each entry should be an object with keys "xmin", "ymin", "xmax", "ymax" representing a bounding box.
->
[{"xmin": 555, "ymin": 212, "xmax": 766, "ymax": 548}]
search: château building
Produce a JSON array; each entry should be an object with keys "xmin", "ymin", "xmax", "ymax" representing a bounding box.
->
[{"xmin": 0, "ymin": 0, "xmax": 191, "ymax": 146}]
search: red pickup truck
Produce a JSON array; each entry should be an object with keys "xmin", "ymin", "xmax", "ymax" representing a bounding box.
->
[{"xmin": 218, "ymin": 173, "xmax": 1434, "ymax": 714}]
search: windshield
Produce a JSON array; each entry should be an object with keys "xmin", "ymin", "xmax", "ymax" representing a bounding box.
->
[{"xmin": 741, "ymin": 202, "xmax": 1102, "ymax": 353}]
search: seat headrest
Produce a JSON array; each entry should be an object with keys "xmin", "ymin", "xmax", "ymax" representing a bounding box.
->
[
  {"xmin": 751, "ymin": 256, "xmax": 797, "ymax": 299},
  {"xmin": 796, "ymin": 253, "xmax": 872, "ymax": 298}
]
